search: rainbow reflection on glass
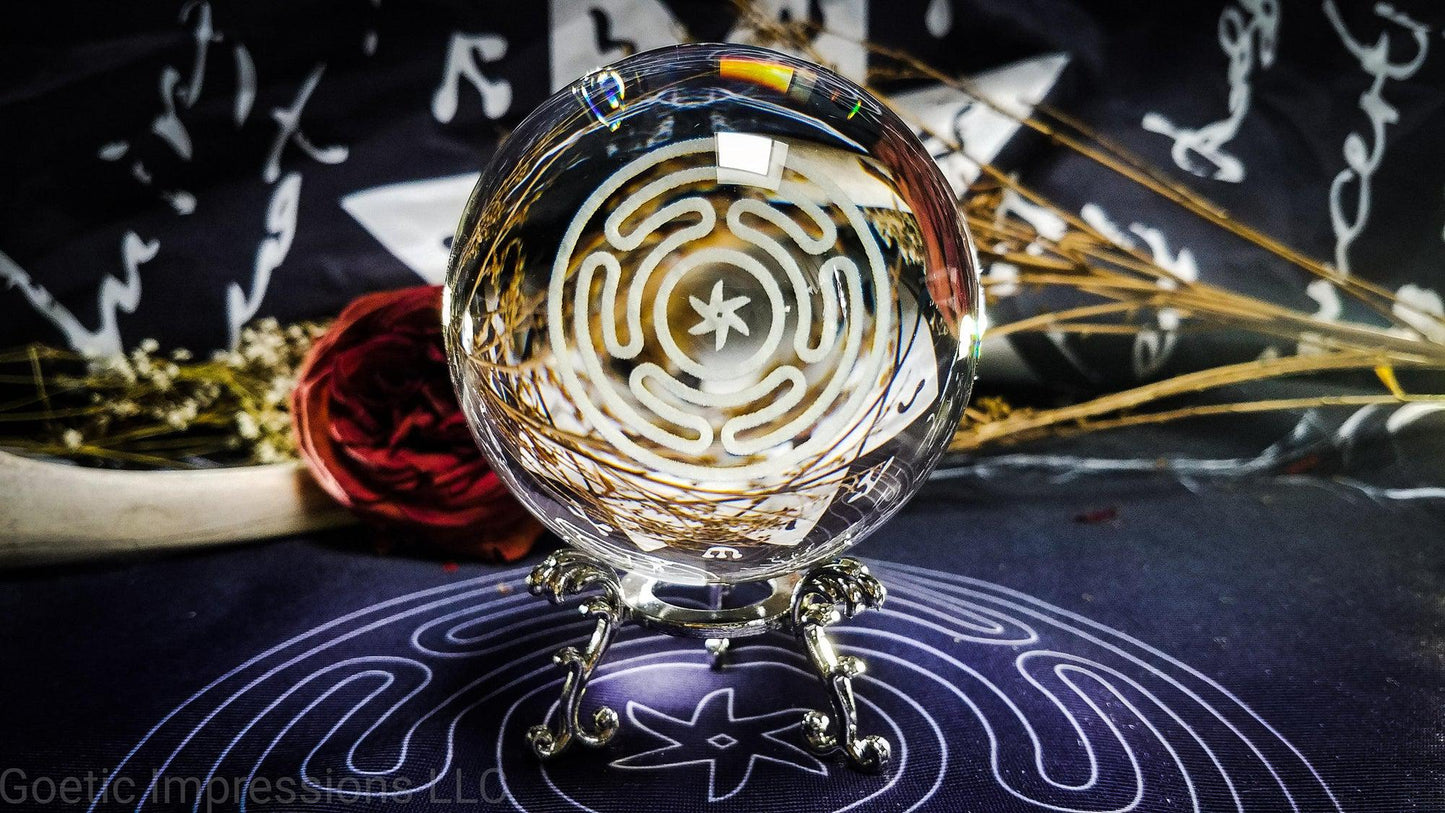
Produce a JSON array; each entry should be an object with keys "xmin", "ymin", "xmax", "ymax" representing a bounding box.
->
[{"xmin": 445, "ymin": 44, "xmax": 981, "ymax": 585}]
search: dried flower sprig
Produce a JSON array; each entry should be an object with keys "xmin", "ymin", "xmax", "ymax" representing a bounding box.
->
[
  {"xmin": 733, "ymin": 3, "xmax": 1445, "ymax": 454},
  {"xmin": 0, "ymin": 318, "xmax": 328, "ymax": 467}
]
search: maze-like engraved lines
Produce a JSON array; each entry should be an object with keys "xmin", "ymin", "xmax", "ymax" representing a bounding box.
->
[
  {"xmin": 87, "ymin": 563, "xmax": 1343, "ymax": 813},
  {"xmin": 547, "ymin": 136, "xmax": 894, "ymax": 482}
]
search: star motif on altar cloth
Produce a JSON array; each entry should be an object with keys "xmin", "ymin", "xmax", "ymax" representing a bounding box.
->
[{"xmin": 609, "ymin": 687, "xmax": 827, "ymax": 800}]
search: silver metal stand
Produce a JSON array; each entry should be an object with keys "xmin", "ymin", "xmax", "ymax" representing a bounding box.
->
[{"xmin": 525, "ymin": 550, "xmax": 891, "ymax": 772}]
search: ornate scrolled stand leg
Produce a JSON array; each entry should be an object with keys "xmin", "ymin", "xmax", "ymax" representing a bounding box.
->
[
  {"xmin": 791, "ymin": 558, "xmax": 891, "ymax": 773},
  {"xmin": 525, "ymin": 550, "xmax": 626, "ymax": 758},
  {"xmin": 704, "ymin": 637, "xmax": 731, "ymax": 670},
  {"xmin": 705, "ymin": 584, "xmax": 732, "ymax": 670}
]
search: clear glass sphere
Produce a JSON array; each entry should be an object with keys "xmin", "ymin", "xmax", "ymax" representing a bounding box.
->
[{"xmin": 445, "ymin": 43, "xmax": 981, "ymax": 584}]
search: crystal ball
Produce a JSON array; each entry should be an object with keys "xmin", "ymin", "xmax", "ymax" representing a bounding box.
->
[{"xmin": 445, "ymin": 43, "xmax": 981, "ymax": 585}]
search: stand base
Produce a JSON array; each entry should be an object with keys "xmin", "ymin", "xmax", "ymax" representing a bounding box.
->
[{"xmin": 525, "ymin": 551, "xmax": 891, "ymax": 773}]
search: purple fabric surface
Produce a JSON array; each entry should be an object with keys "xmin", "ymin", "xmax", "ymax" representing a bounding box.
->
[{"xmin": 1, "ymin": 469, "xmax": 1440, "ymax": 811}]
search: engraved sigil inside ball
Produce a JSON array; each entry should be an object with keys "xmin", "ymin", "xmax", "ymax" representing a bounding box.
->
[{"xmin": 445, "ymin": 43, "xmax": 981, "ymax": 587}]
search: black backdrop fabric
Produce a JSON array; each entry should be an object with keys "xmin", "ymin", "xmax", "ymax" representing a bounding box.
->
[
  {"xmin": 1, "ymin": 1, "xmax": 1443, "ymax": 811},
  {"xmin": 3, "ymin": 0, "xmax": 1443, "ymax": 365}
]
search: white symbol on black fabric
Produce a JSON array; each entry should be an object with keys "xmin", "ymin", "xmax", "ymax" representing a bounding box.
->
[
  {"xmin": 1322, "ymin": 0, "xmax": 1429, "ymax": 276},
  {"xmin": 262, "ymin": 64, "xmax": 349, "ymax": 185},
  {"xmin": 611, "ymin": 688, "xmax": 827, "ymax": 801},
  {"xmin": 226, "ymin": 172, "xmax": 302, "ymax": 347},
  {"xmin": 433, "ymin": 33, "xmax": 512, "ymax": 123},
  {"xmin": 1078, "ymin": 204, "xmax": 1199, "ymax": 379},
  {"xmin": 0, "ymin": 233, "xmax": 154, "ymax": 357},
  {"xmin": 688, "ymin": 280, "xmax": 752, "ymax": 351},
  {"xmin": 926, "ymin": 0, "xmax": 953, "ymax": 38},
  {"xmin": 1140, "ymin": 0, "xmax": 1279, "ymax": 183}
]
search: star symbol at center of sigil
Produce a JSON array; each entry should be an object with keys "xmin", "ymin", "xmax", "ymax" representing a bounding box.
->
[
  {"xmin": 688, "ymin": 280, "xmax": 751, "ymax": 351},
  {"xmin": 610, "ymin": 687, "xmax": 827, "ymax": 801}
]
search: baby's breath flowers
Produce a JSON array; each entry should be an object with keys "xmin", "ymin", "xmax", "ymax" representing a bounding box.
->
[{"xmin": 0, "ymin": 318, "xmax": 327, "ymax": 467}]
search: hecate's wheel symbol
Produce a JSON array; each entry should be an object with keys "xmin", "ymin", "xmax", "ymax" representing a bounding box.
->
[{"xmin": 547, "ymin": 134, "xmax": 895, "ymax": 483}]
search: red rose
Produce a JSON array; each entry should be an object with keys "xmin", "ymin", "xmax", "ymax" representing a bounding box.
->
[{"xmin": 292, "ymin": 285, "xmax": 542, "ymax": 560}]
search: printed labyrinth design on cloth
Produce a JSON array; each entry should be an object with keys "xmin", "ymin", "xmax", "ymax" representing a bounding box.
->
[
  {"xmin": 87, "ymin": 563, "xmax": 1341, "ymax": 812},
  {"xmin": 549, "ymin": 134, "xmax": 895, "ymax": 483}
]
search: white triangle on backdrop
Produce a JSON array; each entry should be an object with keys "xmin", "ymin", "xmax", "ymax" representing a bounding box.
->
[{"xmin": 341, "ymin": 52, "xmax": 1070, "ymax": 287}]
